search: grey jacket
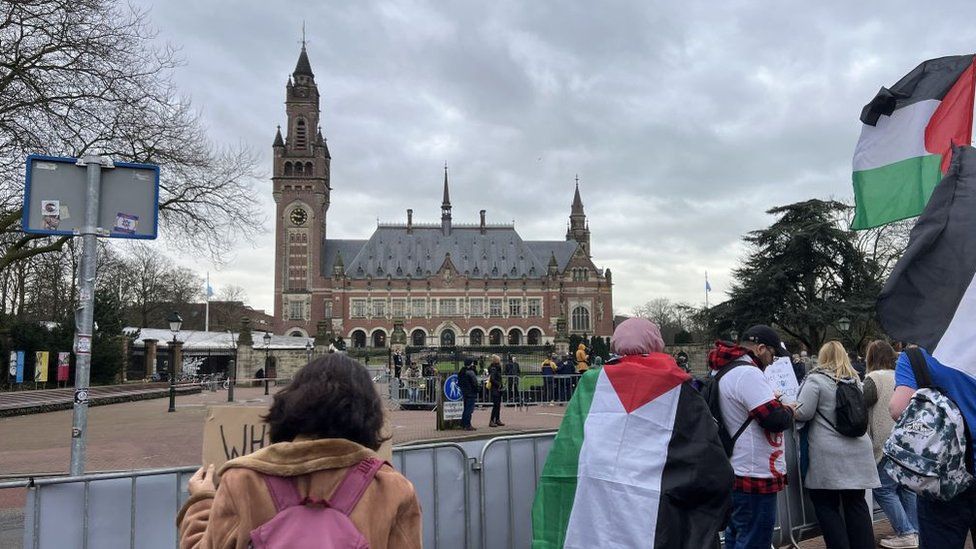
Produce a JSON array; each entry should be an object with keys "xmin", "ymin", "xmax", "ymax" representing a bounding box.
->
[{"xmin": 794, "ymin": 369, "xmax": 880, "ymax": 490}]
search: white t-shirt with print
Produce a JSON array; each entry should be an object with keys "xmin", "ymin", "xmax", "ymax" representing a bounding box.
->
[{"xmin": 718, "ymin": 359, "xmax": 788, "ymax": 479}]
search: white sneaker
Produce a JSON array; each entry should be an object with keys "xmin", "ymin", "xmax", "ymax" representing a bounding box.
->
[{"xmin": 880, "ymin": 533, "xmax": 918, "ymax": 549}]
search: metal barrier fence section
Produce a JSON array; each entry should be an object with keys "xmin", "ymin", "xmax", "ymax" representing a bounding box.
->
[
  {"xmin": 390, "ymin": 443, "xmax": 471, "ymax": 549},
  {"xmin": 479, "ymin": 434, "xmax": 555, "ymax": 549}
]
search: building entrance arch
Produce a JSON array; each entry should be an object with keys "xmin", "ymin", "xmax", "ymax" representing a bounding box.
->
[{"xmin": 440, "ymin": 329, "xmax": 456, "ymax": 347}]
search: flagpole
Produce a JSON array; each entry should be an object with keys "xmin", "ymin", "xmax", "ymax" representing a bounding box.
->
[
  {"xmin": 705, "ymin": 271, "xmax": 709, "ymax": 310},
  {"xmin": 205, "ymin": 272, "xmax": 210, "ymax": 333}
]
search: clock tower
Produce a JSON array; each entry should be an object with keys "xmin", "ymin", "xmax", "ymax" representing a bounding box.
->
[{"xmin": 272, "ymin": 42, "xmax": 331, "ymax": 336}]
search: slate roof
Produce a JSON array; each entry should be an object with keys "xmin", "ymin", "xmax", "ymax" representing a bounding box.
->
[
  {"xmin": 294, "ymin": 47, "xmax": 314, "ymax": 77},
  {"xmin": 319, "ymin": 226, "xmax": 579, "ymax": 280}
]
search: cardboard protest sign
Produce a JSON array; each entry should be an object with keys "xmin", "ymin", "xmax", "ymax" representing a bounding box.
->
[
  {"xmin": 202, "ymin": 406, "xmax": 393, "ymax": 469},
  {"xmin": 764, "ymin": 357, "xmax": 800, "ymax": 404}
]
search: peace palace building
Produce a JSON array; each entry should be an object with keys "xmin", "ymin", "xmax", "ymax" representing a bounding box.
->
[{"xmin": 272, "ymin": 45, "xmax": 613, "ymax": 348}]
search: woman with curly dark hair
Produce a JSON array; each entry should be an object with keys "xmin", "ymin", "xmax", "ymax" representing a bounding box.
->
[{"xmin": 178, "ymin": 354, "xmax": 422, "ymax": 548}]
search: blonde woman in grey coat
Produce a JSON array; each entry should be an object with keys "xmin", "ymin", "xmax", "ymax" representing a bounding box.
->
[{"xmin": 795, "ymin": 341, "xmax": 880, "ymax": 549}]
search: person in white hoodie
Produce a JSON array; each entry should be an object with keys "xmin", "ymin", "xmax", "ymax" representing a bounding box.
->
[{"xmin": 864, "ymin": 340, "xmax": 918, "ymax": 549}]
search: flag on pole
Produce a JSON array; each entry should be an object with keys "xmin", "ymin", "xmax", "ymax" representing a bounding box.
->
[
  {"xmin": 851, "ymin": 55, "xmax": 976, "ymax": 230},
  {"xmin": 34, "ymin": 351, "xmax": 48, "ymax": 382},
  {"xmin": 705, "ymin": 280, "xmax": 712, "ymax": 292},
  {"xmin": 877, "ymin": 145, "xmax": 976, "ymax": 378},
  {"xmin": 531, "ymin": 357, "xmax": 731, "ymax": 548}
]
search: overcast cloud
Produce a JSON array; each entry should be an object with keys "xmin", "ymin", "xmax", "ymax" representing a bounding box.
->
[{"xmin": 125, "ymin": 0, "xmax": 976, "ymax": 317}]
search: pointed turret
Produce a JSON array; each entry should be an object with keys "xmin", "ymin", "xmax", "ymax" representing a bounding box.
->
[
  {"xmin": 441, "ymin": 164, "xmax": 452, "ymax": 235},
  {"xmin": 572, "ymin": 175, "xmax": 585, "ymax": 215},
  {"xmin": 293, "ymin": 45, "xmax": 314, "ymax": 78},
  {"xmin": 567, "ymin": 175, "xmax": 591, "ymax": 257},
  {"xmin": 548, "ymin": 251, "xmax": 560, "ymax": 276},
  {"xmin": 273, "ymin": 126, "xmax": 284, "ymax": 148}
]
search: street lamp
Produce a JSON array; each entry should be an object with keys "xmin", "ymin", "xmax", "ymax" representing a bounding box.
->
[
  {"xmin": 305, "ymin": 339, "xmax": 313, "ymax": 363},
  {"xmin": 730, "ymin": 328, "xmax": 739, "ymax": 342},
  {"xmin": 837, "ymin": 317, "xmax": 851, "ymax": 332},
  {"xmin": 263, "ymin": 331, "xmax": 272, "ymax": 396},
  {"xmin": 227, "ymin": 330, "xmax": 237, "ymax": 403},
  {"xmin": 167, "ymin": 311, "xmax": 183, "ymax": 413}
]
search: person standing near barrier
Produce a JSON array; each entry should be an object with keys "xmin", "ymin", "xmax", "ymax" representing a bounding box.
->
[
  {"xmin": 177, "ymin": 354, "xmax": 422, "ymax": 548},
  {"xmin": 405, "ymin": 363, "xmax": 420, "ymax": 403},
  {"xmin": 459, "ymin": 359, "xmax": 478, "ymax": 431},
  {"xmin": 541, "ymin": 355, "xmax": 556, "ymax": 405},
  {"xmin": 863, "ymin": 340, "xmax": 918, "ymax": 549},
  {"xmin": 488, "ymin": 354, "xmax": 505, "ymax": 427},
  {"xmin": 575, "ymin": 343, "xmax": 589, "ymax": 374},
  {"xmin": 557, "ymin": 355, "xmax": 575, "ymax": 402},
  {"xmin": 714, "ymin": 325, "xmax": 795, "ymax": 549},
  {"xmin": 505, "ymin": 355, "xmax": 521, "ymax": 405},
  {"xmin": 794, "ymin": 341, "xmax": 879, "ymax": 549},
  {"xmin": 531, "ymin": 318, "xmax": 733, "ymax": 548}
]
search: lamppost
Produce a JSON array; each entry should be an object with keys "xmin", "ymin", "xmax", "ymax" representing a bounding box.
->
[
  {"xmin": 263, "ymin": 331, "xmax": 272, "ymax": 396},
  {"xmin": 837, "ymin": 317, "xmax": 851, "ymax": 349},
  {"xmin": 730, "ymin": 328, "xmax": 739, "ymax": 342},
  {"xmin": 305, "ymin": 339, "xmax": 313, "ymax": 364},
  {"xmin": 227, "ymin": 329, "xmax": 237, "ymax": 403},
  {"xmin": 167, "ymin": 312, "xmax": 183, "ymax": 413}
]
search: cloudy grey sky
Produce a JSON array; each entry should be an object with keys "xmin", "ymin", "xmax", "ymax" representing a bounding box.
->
[{"xmin": 128, "ymin": 0, "xmax": 976, "ymax": 316}]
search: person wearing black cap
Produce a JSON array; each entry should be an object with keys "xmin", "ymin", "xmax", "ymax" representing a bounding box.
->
[{"xmin": 713, "ymin": 324, "xmax": 796, "ymax": 549}]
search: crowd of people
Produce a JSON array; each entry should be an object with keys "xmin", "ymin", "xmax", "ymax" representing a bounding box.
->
[{"xmin": 175, "ymin": 319, "xmax": 975, "ymax": 549}]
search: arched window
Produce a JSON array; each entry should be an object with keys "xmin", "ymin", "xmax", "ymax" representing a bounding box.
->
[
  {"xmin": 372, "ymin": 331, "xmax": 387, "ymax": 348},
  {"xmin": 284, "ymin": 162, "xmax": 293, "ymax": 176},
  {"xmin": 508, "ymin": 328, "xmax": 522, "ymax": 345},
  {"xmin": 296, "ymin": 119, "xmax": 308, "ymax": 149},
  {"xmin": 294, "ymin": 162, "xmax": 304, "ymax": 176},
  {"xmin": 305, "ymin": 162, "xmax": 313, "ymax": 175},
  {"xmin": 469, "ymin": 329, "xmax": 484, "ymax": 346},
  {"xmin": 527, "ymin": 328, "xmax": 542, "ymax": 346},
  {"xmin": 352, "ymin": 330, "xmax": 367, "ymax": 348},
  {"xmin": 411, "ymin": 329, "xmax": 426, "ymax": 347},
  {"xmin": 571, "ymin": 306, "xmax": 590, "ymax": 332},
  {"xmin": 440, "ymin": 329, "xmax": 455, "ymax": 347},
  {"xmin": 489, "ymin": 328, "xmax": 503, "ymax": 346}
]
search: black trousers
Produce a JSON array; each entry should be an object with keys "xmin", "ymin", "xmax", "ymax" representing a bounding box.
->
[
  {"xmin": 808, "ymin": 489, "xmax": 875, "ymax": 549},
  {"xmin": 490, "ymin": 392, "xmax": 501, "ymax": 423}
]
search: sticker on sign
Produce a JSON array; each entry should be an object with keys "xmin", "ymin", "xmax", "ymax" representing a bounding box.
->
[
  {"xmin": 74, "ymin": 388, "xmax": 89, "ymax": 405},
  {"xmin": 114, "ymin": 213, "xmax": 138, "ymax": 234}
]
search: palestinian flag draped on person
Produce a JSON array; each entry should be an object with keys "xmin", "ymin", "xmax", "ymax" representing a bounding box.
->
[
  {"xmin": 851, "ymin": 55, "xmax": 976, "ymax": 230},
  {"xmin": 877, "ymin": 144, "xmax": 976, "ymax": 379},
  {"xmin": 531, "ymin": 319, "xmax": 731, "ymax": 549}
]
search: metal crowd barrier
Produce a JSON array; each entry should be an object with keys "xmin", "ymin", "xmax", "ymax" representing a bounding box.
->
[
  {"xmin": 5, "ymin": 428, "xmax": 884, "ymax": 549},
  {"xmin": 385, "ymin": 373, "xmax": 584, "ymax": 408}
]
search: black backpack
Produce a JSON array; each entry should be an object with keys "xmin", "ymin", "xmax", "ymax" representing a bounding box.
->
[
  {"xmin": 815, "ymin": 374, "xmax": 869, "ymax": 437},
  {"xmin": 701, "ymin": 359, "xmax": 754, "ymax": 457}
]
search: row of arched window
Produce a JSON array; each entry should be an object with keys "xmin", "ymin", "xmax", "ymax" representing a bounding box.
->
[
  {"xmin": 283, "ymin": 161, "xmax": 314, "ymax": 176},
  {"xmin": 348, "ymin": 327, "xmax": 544, "ymax": 348}
]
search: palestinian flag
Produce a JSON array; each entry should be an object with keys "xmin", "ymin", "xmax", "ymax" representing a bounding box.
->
[
  {"xmin": 878, "ymin": 144, "xmax": 976, "ymax": 380},
  {"xmin": 851, "ymin": 55, "xmax": 976, "ymax": 230},
  {"xmin": 531, "ymin": 355, "xmax": 732, "ymax": 549}
]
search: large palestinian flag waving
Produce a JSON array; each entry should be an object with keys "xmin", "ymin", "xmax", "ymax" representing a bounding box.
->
[
  {"xmin": 877, "ymin": 145, "xmax": 976, "ymax": 380},
  {"xmin": 851, "ymin": 55, "xmax": 976, "ymax": 230},
  {"xmin": 531, "ymin": 355, "xmax": 732, "ymax": 549}
]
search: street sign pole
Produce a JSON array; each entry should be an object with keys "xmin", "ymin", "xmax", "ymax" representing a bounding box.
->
[{"xmin": 69, "ymin": 155, "xmax": 110, "ymax": 476}]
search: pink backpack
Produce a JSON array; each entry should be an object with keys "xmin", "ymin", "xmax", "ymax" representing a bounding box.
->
[{"xmin": 250, "ymin": 458, "xmax": 386, "ymax": 549}]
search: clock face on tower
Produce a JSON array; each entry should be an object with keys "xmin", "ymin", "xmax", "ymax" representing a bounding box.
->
[{"xmin": 290, "ymin": 208, "xmax": 308, "ymax": 226}]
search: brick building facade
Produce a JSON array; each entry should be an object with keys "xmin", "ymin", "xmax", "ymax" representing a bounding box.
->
[{"xmin": 272, "ymin": 45, "xmax": 613, "ymax": 348}]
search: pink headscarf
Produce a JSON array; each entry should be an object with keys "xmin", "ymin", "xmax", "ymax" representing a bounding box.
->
[{"xmin": 610, "ymin": 317, "xmax": 665, "ymax": 356}]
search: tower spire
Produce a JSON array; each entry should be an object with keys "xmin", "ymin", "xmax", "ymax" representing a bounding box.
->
[
  {"xmin": 441, "ymin": 163, "xmax": 452, "ymax": 235},
  {"xmin": 572, "ymin": 175, "xmax": 584, "ymax": 215}
]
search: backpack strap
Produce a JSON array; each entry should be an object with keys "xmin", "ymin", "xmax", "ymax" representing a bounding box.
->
[
  {"xmin": 905, "ymin": 347, "xmax": 933, "ymax": 389},
  {"xmin": 714, "ymin": 358, "xmax": 754, "ymax": 448},
  {"xmin": 263, "ymin": 475, "xmax": 303, "ymax": 512},
  {"xmin": 328, "ymin": 458, "xmax": 387, "ymax": 515}
]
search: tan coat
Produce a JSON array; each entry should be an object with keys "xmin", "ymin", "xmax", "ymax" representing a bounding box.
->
[{"xmin": 177, "ymin": 438, "xmax": 422, "ymax": 549}]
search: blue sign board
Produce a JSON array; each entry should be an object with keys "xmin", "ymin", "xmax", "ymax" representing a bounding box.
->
[
  {"xmin": 444, "ymin": 374, "xmax": 462, "ymax": 402},
  {"xmin": 15, "ymin": 351, "xmax": 25, "ymax": 384}
]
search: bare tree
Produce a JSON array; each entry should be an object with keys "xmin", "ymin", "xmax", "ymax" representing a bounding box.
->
[
  {"xmin": 217, "ymin": 284, "xmax": 249, "ymax": 303},
  {"xmin": 0, "ymin": 0, "xmax": 263, "ymax": 272}
]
